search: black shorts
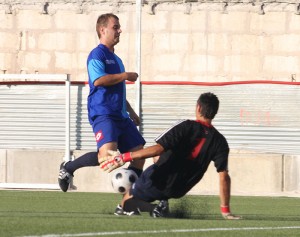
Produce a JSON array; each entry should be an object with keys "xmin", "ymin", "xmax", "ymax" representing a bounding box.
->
[{"xmin": 130, "ymin": 165, "xmax": 169, "ymax": 202}]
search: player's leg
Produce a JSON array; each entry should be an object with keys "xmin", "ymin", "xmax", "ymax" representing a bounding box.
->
[
  {"xmin": 97, "ymin": 142, "xmax": 117, "ymax": 161},
  {"xmin": 113, "ymin": 144, "xmax": 144, "ymax": 215},
  {"xmin": 58, "ymin": 116, "xmax": 116, "ymax": 192},
  {"xmin": 127, "ymin": 144, "xmax": 144, "ymax": 177},
  {"xmin": 118, "ymin": 165, "xmax": 169, "ymax": 217},
  {"xmin": 58, "ymin": 152, "xmax": 99, "ymax": 192},
  {"xmin": 118, "ymin": 118, "xmax": 146, "ymax": 177},
  {"xmin": 120, "ymin": 193, "xmax": 169, "ymax": 217},
  {"xmin": 116, "ymin": 184, "xmax": 155, "ymax": 216},
  {"xmin": 62, "ymin": 152, "xmax": 99, "ymax": 174},
  {"xmin": 95, "ymin": 120, "xmax": 130, "ymax": 215},
  {"xmin": 123, "ymin": 197, "xmax": 156, "ymax": 215}
]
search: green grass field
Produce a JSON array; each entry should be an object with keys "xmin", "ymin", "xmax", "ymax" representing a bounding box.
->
[{"xmin": 0, "ymin": 190, "xmax": 299, "ymax": 237}]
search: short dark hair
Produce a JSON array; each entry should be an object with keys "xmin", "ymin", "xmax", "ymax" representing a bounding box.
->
[
  {"xmin": 197, "ymin": 92, "xmax": 219, "ymax": 119},
  {"xmin": 96, "ymin": 13, "xmax": 119, "ymax": 38}
]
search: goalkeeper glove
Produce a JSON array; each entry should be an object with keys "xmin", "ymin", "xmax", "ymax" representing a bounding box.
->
[
  {"xmin": 221, "ymin": 206, "xmax": 242, "ymax": 220},
  {"xmin": 99, "ymin": 150, "xmax": 133, "ymax": 172}
]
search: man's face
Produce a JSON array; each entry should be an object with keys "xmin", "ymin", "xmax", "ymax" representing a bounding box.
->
[{"xmin": 100, "ymin": 17, "xmax": 122, "ymax": 46}]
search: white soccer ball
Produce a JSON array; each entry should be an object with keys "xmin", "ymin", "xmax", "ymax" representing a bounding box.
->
[{"xmin": 111, "ymin": 168, "xmax": 138, "ymax": 194}]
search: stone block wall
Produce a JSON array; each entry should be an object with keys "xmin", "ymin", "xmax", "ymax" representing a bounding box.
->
[{"xmin": 0, "ymin": 0, "xmax": 299, "ymax": 82}]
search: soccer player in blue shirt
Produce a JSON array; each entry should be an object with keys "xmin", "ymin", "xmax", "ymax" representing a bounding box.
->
[{"xmin": 58, "ymin": 14, "xmax": 146, "ymax": 208}]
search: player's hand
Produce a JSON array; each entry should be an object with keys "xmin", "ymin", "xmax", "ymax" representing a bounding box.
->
[
  {"xmin": 222, "ymin": 213, "xmax": 242, "ymax": 220},
  {"xmin": 99, "ymin": 150, "xmax": 133, "ymax": 172},
  {"xmin": 125, "ymin": 72, "xmax": 138, "ymax": 82},
  {"xmin": 98, "ymin": 150, "xmax": 119, "ymax": 166}
]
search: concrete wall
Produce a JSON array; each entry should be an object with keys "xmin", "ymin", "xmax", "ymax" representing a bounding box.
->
[
  {"xmin": 0, "ymin": 1, "xmax": 299, "ymax": 82},
  {"xmin": 0, "ymin": 149, "xmax": 299, "ymax": 196}
]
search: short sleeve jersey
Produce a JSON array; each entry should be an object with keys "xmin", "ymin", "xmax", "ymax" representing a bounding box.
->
[
  {"xmin": 151, "ymin": 119, "xmax": 229, "ymax": 198},
  {"xmin": 86, "ymin": 44, "xmax": 129, "ymax": 124}
]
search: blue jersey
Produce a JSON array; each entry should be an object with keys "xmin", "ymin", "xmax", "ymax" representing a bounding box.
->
[{"xmin": 87, "ymin": 44, "xmax": 129, "ymax": 124}]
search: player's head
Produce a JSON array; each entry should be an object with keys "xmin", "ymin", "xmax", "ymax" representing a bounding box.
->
[
  {"xmin": 96, "ymin": 13, "xmax": 120, "ymax": 40},
  {"xmin": 197, "ymin": 92, "xmax": 219, "ymax": 119}
]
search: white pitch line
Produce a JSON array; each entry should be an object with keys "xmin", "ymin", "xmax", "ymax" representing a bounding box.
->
[{"xmin": 20, "ymin": 226, "xmax": 300, "ymax": 237}]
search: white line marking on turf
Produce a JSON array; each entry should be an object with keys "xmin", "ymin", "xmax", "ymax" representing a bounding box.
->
[{"xmin": 20, "ymin": 226, "xmax": 300, "ymax": 237}]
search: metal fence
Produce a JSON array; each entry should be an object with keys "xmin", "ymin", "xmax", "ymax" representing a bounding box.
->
[{"xmin": 1, "ymin": 75, "xmax": 300, "ymax": 156}]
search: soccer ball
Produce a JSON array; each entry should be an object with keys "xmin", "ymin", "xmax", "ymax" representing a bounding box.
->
[{"xmin": 111, "ymin": 168, "xmax": 138, "ymax": 194}]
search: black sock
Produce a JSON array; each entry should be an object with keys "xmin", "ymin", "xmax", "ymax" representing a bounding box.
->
[
  {"xmin": 64, "ymin": 152, "xmax": 99, "ymax": 175},
  {"xmin": 127, "ymin": 166, "xmax": 143, "ymax": 177},
  {"xmin": 123, "ymin": 197, "xmax": 156, "ymax": 213}
]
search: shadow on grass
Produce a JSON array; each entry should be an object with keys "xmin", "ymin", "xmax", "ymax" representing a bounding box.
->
[{"xmin": 165, "ymin": 198, "xmax": 300, "ymax": 221}]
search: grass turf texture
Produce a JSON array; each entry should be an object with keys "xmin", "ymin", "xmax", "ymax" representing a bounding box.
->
[{"xmin": 0, "ymin": 190, "xmax": 299, "ymax": 237}]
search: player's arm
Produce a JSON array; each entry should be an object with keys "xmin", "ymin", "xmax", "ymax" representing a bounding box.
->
[
  {"xmin": 219, "ymin": 170, "xmax": 231, "ymax": 210},
  {"xmin": 130, "ymin": 144, "xmax": 164, "ymax": 160},
  {"xmin": 219, "ymin": 171, "xmax": 242, "ymax": 220},
  {"xmin": 126, "ymin": 100, "xmax": 141, "ymax": 126},
  {"xmin": 88, "ymin": 53, "xmax": 138, "ymax": 86},
  {"xmin": 99, "ymin": 144, "xmax": 164, "ymax": 172},
  {"xmin": 94, "ymin": 72, "xmax": 138, "ymax": 86}
]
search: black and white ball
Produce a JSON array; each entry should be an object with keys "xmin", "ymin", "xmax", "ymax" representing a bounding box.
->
[{"xmin": 111, "ymin": 168, "xmax": 138, "ymax": 194}]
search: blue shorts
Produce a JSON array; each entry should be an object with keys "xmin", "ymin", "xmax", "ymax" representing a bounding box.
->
[
  {"xmin": 130, "ymin": 165, "xmax": 169, "ymax": 202},
  {"xmin": 92, "ymin": 116, "xmax": 145, "ymax": 153}
]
